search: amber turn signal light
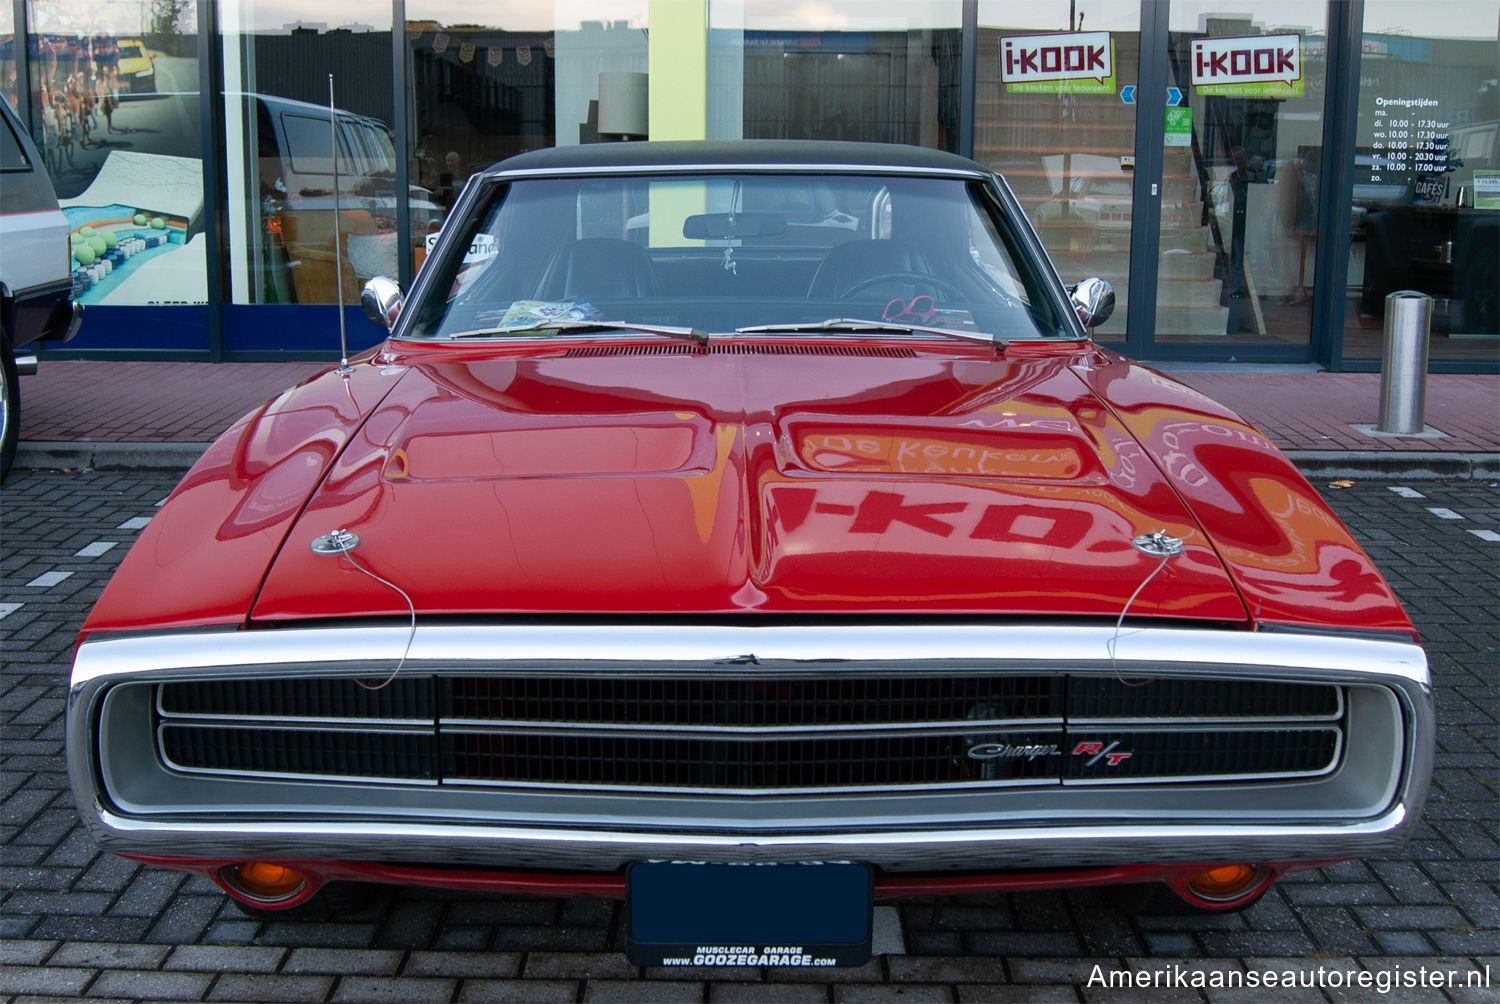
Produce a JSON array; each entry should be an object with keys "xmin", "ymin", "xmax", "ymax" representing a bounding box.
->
[
  {"xmin": 1187, "ymin": 863, "xmax": 1262, "ymax": 901},
  {"xmin": 226, "ymin": 862, "xmax": 306, "ymax": 901}
]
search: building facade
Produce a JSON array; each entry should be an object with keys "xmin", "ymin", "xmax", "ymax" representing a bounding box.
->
[{"xmin": 4, "ymin": 0, "xmax": 1496, "ymax": 369}]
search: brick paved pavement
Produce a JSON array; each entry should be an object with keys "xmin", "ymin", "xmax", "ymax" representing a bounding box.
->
[
  {"xmin": 1171, "ymin": 371, "xmax": 1498, "ymax": 455},
  {"xmin": 16, "ymin": 359, "xmax": 1500, "ymax": 456},
  {"xmin": 19, "ymin": 362, "xmax": 326, "ymax": 445},
  {"xmin": 1, "ymin": 471, "xmax": 1496, "ymax": 1002}
]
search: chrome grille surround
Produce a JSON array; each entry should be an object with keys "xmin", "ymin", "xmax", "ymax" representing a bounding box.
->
[{"xmin": 68, "ymin": 623, "xmax": 1433, "ymax": 874}]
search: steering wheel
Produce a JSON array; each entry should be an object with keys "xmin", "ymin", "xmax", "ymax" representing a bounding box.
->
[{"xmin": 838, "ymin": 272, "xmax": 965, "ymax": 300}]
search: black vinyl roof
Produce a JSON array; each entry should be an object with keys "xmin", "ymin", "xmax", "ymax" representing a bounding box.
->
[{"xmin": 484, "ymin": 140, "xmax": 991, "ymax": 178}]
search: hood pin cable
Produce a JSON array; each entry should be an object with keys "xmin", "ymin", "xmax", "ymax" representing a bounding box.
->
[
  {"xmin": 1109, "ymin": 530, "xmax": 1185, "ymax": 684},
  {"xmin": 310, "ymin": 529, "xmax": 417, "ymax": 690}
]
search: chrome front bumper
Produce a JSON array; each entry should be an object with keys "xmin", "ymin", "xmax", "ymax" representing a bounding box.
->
[{"xmin": 68, "ymin": 623, "xmax": 1434, "ymax": 873}]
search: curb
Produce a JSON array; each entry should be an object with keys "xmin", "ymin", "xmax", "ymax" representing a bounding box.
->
[
  {"xmin": 1284, "ymin": 451, "xmax": 1500, "ymax": 481},
  {"xmin": 14, "ymin": 441, "xmax": 1500, "ymax": 481},
  {"xmin": 14, "ymin": 441, "xmax": 210, "ymax": 472}
]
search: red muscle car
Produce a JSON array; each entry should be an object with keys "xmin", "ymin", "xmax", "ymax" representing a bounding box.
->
[{"xmin": 67, "ymin": 141, "xmax": 1431, "ymax": 967}]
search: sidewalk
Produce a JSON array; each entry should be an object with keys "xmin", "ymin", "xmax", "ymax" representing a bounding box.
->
[{"xmin": 14, "ymin": 358, "xmax": 1499, "ymax": 477}]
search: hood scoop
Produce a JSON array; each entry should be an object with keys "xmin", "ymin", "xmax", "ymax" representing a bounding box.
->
[{"xmin": 564, "ymin": 343, "xmax": 918, "ymax": 358}]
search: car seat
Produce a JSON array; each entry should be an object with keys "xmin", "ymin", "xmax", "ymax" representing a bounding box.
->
[
  {"xmin": 806, "ymin": 239, "xmax": 934, "ymax": 298},
  {"xmin": 533, "ymin": 238, "xmax": 658, "ymax": 301}
]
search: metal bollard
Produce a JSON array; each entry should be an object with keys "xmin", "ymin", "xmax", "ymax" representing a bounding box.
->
[{"xmin": 1378, "ymin": 291, "xmax": 1432, "ymax": 435}]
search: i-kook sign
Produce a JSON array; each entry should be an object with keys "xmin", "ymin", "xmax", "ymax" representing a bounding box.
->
[
  {"xmin": 1191, "ymin": 33, "xmax": 1304, "ymax": 97},
  {"xmin": 1001, "ymin": 31, "xmax": 1116, "ymax": 94}
]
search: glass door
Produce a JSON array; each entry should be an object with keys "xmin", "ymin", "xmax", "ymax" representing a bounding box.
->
[
  {"xmin": 1151, "ymin": 2, "xmax": 1329, "ymax": 351},
  {"xmin": 976, "ymin": 1, "xmax": 1142, "ymax": 343},
  {"xmin": 1348, "ymin": 0, "xmax": 1499, "ymax": 363},
  {"xmin": 219, "ymin": 0, "xmax": 395, "ymax": 311}
]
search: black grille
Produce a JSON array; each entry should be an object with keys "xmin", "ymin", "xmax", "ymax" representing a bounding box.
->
[
  {"xmin": 159, "ymin": 678, "xmax": 434, "ymax": 721},
  {"xmin": 152, "ymin": 675, "xmax": 1346, "ymax": 793},
  {"xmin": 1067, "ymin": 678, "xmax": 1340, "ymax": 720},
  {"xmin": 442, "ymin": 730, "xmax": 1059, "ymax": 789},
  {"xmin": 160, "ymin": 725, "xmax": 436, "ymax": 781},
  {"xmin": 1064, "ymin": 729, "xmax": 1340, "ymax": 781},
  {"xmin": 440, "ymin": 675, "xmax": 1061, "ymax": 726}
]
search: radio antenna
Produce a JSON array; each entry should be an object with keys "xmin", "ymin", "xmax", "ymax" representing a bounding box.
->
[{"xmin": 328, "ymin": 73, "xmax": 351, "ymax": 375}]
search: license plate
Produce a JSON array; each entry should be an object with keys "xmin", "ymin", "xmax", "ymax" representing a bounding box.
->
[{"xmin": 626, "ymin": 861, "xmax": 872, "ymax": 968}]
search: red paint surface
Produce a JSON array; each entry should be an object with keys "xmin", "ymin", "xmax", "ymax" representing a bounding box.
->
[
  {"xmin": 83, "ymin": 336, "xmax": 1413, "ymax": 636},
  {"xmin": 249, "ymin": 339, "xmax": 1246, "ymax": 621},
  {"xmin": 80, "ymin": 362, "xmax": 405, "ymax": 636},
  {"xmin": 1070, "ymin": 355, "xmax": 1415, "ymax": 636}
]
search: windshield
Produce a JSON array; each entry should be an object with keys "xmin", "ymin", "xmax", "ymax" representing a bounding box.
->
[{"xmin": 404, "ymin": 172, "xmax": 1070, "ymax": 341}]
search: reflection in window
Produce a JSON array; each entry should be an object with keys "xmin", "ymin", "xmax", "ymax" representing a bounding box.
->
[
  {"xmin": 0, "ymin": 108, "xmax": 28, "ymax": 170},
  {"xmin": 1, "ymin": 4, "xmax": 15, "ymax": 109},
  {"xmin": 977, "ymin": 2, "xmax": 1140, "ymax": 336},
  {"xmin": 220, "ymin": 3, "xmax": 394, "ymax": 307},
  {"xmin": 724, "ymin": 3, "xmax": 964, "ymax": 151},
  {"xmin": 1349, "ymin": 0, "xmax": 1499, "ymax": 358},
  {"xmin": 403, "ymin": 11, "xmax": 649, "ymax": 275},
  {"xmin": 1153, "ymin": 3, "xmax": 1328, "ymax": 347},
  {"xmin": 26, "ymin": 1, "xmax": 203, "ymax": 307}
]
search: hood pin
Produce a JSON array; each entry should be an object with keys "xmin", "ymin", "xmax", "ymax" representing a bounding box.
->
[
  {"xmin": 310, "ymin": 529, "xmax": 361, "ymax": 555},
  {"xmin": 1131, "ymin": 530, "xmax": 1185, "ymax": 558}
]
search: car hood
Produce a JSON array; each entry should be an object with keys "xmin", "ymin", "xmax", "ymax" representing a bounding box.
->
[{"xmin": 248, "ymin": 341, "xmax": 1249, "ymax": 622}]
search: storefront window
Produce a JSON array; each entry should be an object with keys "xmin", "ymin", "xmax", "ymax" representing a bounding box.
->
[
  {"xmin": 219, "ymin": 1, "xmax": 394, "ymax": 308},
  {"xmin": 719, "ymin": 2, "xmax": 963, "ymax": 151},
  {"xmin": 1349, "ymin": 0, "xmax": 1499, "ymax": 362},
  {"xmin": 977, "ymin": 2, "xmax": 1140, "ymax": 337},
  {"xmin": 2, "ymin": 6, "xmax": 17, "ymax": 110},
  {"xmin": 402, "ymin": 3, "xmax": 646, "ymax": 273},
  {"xmin": 0, "ymin": 0, "xmax": 1489, "ymax": 367},
  {"xmin": 27, "ymin": 1, "xmax": 203, "ymax": 308},
  {"xmin": 1157, "ymin": 2, "xmax": 1327, "ymax": 347}
]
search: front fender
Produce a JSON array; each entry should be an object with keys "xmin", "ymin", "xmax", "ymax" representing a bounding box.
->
[
  {"xmin": 79, "ymin": 358, "xmax": 407, "ymax": 637},
  {"xmin": 1070, "ymin": 354, "xmax": 1415, "ymax": 638}
]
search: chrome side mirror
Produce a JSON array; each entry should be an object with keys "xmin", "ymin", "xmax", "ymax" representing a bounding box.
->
[
  {"xmin": 1069, "ymin": 277, "xmax": 1115, "ymax": 331},
  {"xmin": 361, "ymin": 276, "xmax": 404, "ymax": 329}
]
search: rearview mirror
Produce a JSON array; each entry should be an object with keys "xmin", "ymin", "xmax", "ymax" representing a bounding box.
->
[{"xmin": 682, "ymin": 213, "xmax": 787, "ymax": 240}]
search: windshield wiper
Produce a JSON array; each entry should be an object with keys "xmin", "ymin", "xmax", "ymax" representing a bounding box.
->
[
  {"xmin": 448, "ymin": 319, "xmax": 709, "ymax": 345},
  {"xmin": 735, "ymin": 317, "xmax": 1003, "ymax": 347}
]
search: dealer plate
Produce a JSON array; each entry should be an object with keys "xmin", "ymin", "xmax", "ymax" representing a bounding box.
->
[{"xmin": 625, "ymin": 861, "xmax": 873, "ymax": 968}]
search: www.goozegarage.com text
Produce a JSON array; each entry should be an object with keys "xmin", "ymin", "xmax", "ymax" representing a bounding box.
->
[{"xmin": 661, "ymin": 947, "xmax": 837, "ymax": 967}]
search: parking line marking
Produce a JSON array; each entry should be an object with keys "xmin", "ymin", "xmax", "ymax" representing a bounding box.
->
[
  {"xmin": 75, "ymin": 541, "xmax": 118, "ymax": 558},
  {"xmin": 26, "ymin": 571, "xmax": 74, "ymax": 588},
  {"xmin": 118, "ymin": 517, "xmax": 152, "ymax": 530},
  {"xmin": 1470, "ymin": 530, "xmax": 1500, "ymax": 542},
  {"xmin": 0, "ymin": 603, "xmax": 21, "ymax": 620},
  {"xmin": 1427, "ymin": 508, "xmax": 1464, "ymax": 520},
  {"xmin": 1389, "ymin": 486, "xmax": 1425, "ymax": 499}
]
